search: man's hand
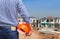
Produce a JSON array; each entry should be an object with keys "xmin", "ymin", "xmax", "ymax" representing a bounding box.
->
[
  {"xmin": 17, "ymin": 22, "xmax": 32, "ymax": 36},
  {"xmin": 17, "ymin": 29, "xmax": 25, "ymax": 34},
  {"xmin": 26, "ymin": 31, "xmax": 32, "ymax": 36},
  {"xmin": 17, "ymin": 29, "xmax": 32, "ymax": 36}
]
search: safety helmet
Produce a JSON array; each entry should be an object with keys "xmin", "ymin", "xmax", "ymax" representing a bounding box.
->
[{"xmin": 17, "ymin": 22, "xmax": 31, "ymax": 34}]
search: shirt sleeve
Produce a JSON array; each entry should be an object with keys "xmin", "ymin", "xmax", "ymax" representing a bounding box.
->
[{"xmin": 17, "ymin": 0, "xmax": 30, "ymax": 24}]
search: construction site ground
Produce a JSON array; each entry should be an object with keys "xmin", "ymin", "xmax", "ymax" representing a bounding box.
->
[{"xmin": 19, "ymin": 28, "xmax": 60, "ymax": 39}]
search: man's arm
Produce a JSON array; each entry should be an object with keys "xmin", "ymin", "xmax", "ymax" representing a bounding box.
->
[
  {"xmin": 17, "ymin": 0, "xmax": 30, "ymax": 24},
  {"xmin": 16, "ymin": 0, "xmax": 32, "ymax": 35}
]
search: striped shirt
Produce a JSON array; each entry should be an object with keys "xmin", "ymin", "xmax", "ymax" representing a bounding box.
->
[{"xmin": 0, "ymin": 0, "xmax": 30, "ymax": 26}]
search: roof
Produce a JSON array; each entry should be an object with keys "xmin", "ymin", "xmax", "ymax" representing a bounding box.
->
[{"xmin": 18, "ymin": 16, "xmax": 37, "ymax": 19}]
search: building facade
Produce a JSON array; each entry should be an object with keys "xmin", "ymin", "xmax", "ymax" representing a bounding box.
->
[
  {"xmin": 18, "ymin": 16, "xmax": 60, "ymax": 30},
  {"xmin": 40, "ymin": 16, "xmax": 60, "ymax": 28},
  {"xmin": 18, "ymin": 16, "xmax": 38, "ymax": 28}
]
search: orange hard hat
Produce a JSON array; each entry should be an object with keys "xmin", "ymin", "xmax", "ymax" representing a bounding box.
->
[{"xmin": 17, "ymin": 22, "xmax": 31, "ymax": 34}]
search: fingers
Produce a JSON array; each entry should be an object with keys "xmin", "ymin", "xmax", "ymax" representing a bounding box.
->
[
  {"xmin": 26, "ymin": 31, "xmax": 32, "ymax": 36},
  {"xmin": 17, "ymin": 29, "xmax": 25, "ymax": 34}
]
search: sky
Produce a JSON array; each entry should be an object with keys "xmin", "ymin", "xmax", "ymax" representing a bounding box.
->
[{"xmin": 23, "ymin": 0, "xmax": 60, "ymax": 18}]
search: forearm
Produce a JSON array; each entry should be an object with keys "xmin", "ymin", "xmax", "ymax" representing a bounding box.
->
[
  {"xmin": 17, "ymin": 0, "xmax": 30, "ymax": 24},
  {"xmin": 21, "ymin": 12, "xmax": 30, "ymax": 24}
]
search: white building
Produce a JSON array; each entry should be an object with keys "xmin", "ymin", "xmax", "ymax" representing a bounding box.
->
[
  {"xmin": 18, "ymin": 16, "xmax": 37, "ymax": 27},
  {"xmin": 18, "ymin": 17, "xmax": 23, "ymax": 23},
  {"xmin": 18, "ymin": 16, "xmax": 60, "ymax": 29},
  {"xmin": 40, "ymin": 16, "xmax": 60, "ymax": 28}
]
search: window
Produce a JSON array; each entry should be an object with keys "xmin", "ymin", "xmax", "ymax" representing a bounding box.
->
[
  {"xmin": 19, "ymin": 20, "xmax": 20, "ymax": 22},
  {"xmin": 50, "ymin": 19, "xmax": 53, "ymax": 22},
  {"xmin": 55, "ymin": 24, "xmax": 59, "ymax": 28},
  {"xmin": 47, "ymin": 19, "xmax": 49, "ymax": 22},
  {"xmin": 33, "ymin": 20, "xmax": 35, "ymax": 23}
]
